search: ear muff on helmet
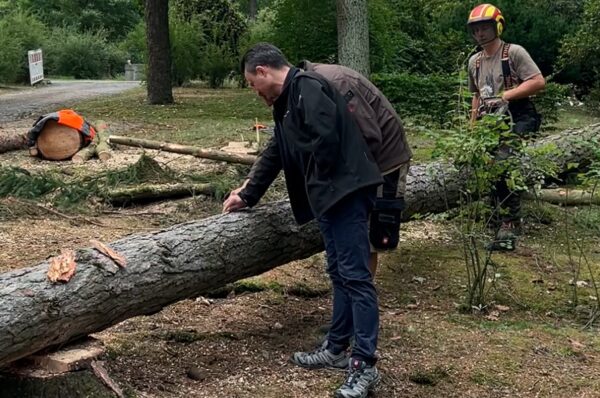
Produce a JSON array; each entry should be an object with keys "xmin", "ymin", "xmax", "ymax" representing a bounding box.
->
[{"xmin": 468, "ymin": 4, "xmax": 505, "ymax": 37}]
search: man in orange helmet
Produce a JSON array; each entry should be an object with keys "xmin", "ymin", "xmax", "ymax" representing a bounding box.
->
[{"xmin": 467, "ymin": 3, "xmax": 545, "ymax": 251}]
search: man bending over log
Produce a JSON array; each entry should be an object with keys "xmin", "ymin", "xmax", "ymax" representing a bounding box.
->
[{"xmin": 223, "ymin": 43, "xmax": 382, "ymax": 398}]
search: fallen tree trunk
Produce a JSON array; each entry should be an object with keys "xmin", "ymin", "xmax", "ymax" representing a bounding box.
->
[
  {"xmin": 0, "ymin": 130, "xmax": 27, "ymax": 154},
  {"xmin": 0, "ymin": 124, "xmax": 598, "ymax": 368},
  {"xmin": 108, "ymin": 135, "xmax": 257, "ymax": 165}
]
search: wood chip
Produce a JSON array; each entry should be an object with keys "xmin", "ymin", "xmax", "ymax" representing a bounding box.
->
[
  {"xmin": 90, "ymin": 239, "xmax": 127, "ymax": 268},
  {"xmin": 47, "ymin": 249, "xmax": 77, "ymax": 283}
]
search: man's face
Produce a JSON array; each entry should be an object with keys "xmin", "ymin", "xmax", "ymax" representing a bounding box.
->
[
  {"xmin": 245, "ymin": 66, "xmax": 279, "ymax": 106},
  {"xmin": 470, "ymin": 21, "xmax": 497, "ymax": 46}
]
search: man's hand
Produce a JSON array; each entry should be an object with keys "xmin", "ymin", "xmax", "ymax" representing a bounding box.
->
[
  {"xmin": 223, "ymin": 193, "xmax": 247, "ymax": 213},
  {"xmin": 223, "ymin": 179, "xmax": 251, "ymax": 213}
]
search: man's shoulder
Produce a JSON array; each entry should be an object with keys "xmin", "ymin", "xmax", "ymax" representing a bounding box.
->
[{"xmin": 506, "ymin": 43, "xmax": 531, "ymax": 58}]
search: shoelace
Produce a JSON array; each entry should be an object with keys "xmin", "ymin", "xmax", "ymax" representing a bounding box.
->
[{"xmin": 343, "ymin": 367, "xmax": 364, "ymax": 387}]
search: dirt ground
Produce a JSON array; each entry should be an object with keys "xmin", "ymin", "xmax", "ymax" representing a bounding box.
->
[{"xmin": 2, "ymin": 94, "xmax": 600, "ymax": 397}]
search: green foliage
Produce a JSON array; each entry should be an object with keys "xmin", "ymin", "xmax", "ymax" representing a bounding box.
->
[
  {"xmin": 169, "ymin": 16, "xmax": 205, "ymax": 86},
  {"xmin": 120, "ymin": 21, "xmax": 147, "ymax": 64},
  {"xmin": 584, "ymin": 83, "xmax": 600, "ymax": 115},
  {"xmin": 170, "ymin": 0, "xmax": 247, "ymax": 87},
  {"xmin": 17, "ymin": 0, "xmax": 142, "ymax": 41},
  {"xmin": 496, "ymin": 0, "xmax": 585, "ymax": 78},
  {"xmin": 369, "ymin": 0, "xmax": 470, "ymax": 74},
  {"xmin": 533, "ymin": 82, "xmax": 569, "ymax": 126},
  {"xmin": 557, "ymin": 0, "xmax": 599, "ymax": 90},
  {"xmin": 372, "ymin": 72, "xmax": 459, "ymax": 126},
  {"xmin": 0, "ymin": 11, "xmax": 47, "ymax": 83},
  {"xmin": 430, "ymin": 111, "xmax": 560, "ymax": 308},
  {"xmin": 200, "ymin": 41, "xmax": 237, "ymax": 88},
  {"xmin": 239, "ymin": 7, "xmax": 277, "ymax": 56},
  {"xmin": 268, "ymin": 0, "xmax": 337, "ymax": 65},
  {"xmin": 0, "ymin": 154, "xmax": 241, "ymax": 209},
  {"xmin": 44, "ymin": 27, "xmax": 123, "ymax": 79}
]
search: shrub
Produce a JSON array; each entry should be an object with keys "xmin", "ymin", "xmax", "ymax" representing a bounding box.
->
[
  {"xmin": 533, "ymin": 82, "xmax": 569, "ymax": 126},
  {"xmin": 170, "ymin": 16, "xmax": 205, "ymax": 86},
  {"xmin": 45, "ymin": 28, "xmax": 120, "ymax": 79},
  {"xmin": 200, "ymin": 41, "xmax": 237, "ymax": 88},
  {"xmin": 0, "ymin": 11, "xmax": 47, "ymax": 83},
  {"xmin": 120, "ymin": 21, "xmax": 147, "ymax": 64},
  {"xmin": 372, "ymin": 72, "xmax": 460, "ymax": 126}
]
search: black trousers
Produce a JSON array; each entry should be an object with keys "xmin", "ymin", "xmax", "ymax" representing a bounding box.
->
[{"xmin": 492, "ymin": 101, "xmax": 541, "ymax": 225}]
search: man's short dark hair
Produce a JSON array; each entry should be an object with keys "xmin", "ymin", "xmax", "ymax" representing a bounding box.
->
[{"xmin": 241, "ymin": 43, "xmax": 290, "ymax": 74}]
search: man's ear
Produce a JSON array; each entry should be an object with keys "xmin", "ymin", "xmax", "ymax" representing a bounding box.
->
[{"xmin": 255, "ymin": 65, "xmax": 268, "ymax": 77}]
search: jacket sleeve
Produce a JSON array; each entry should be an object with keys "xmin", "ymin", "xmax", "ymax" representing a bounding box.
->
[
  {"xmin": 239, "ymin": 134, "xmax": 282, "ymax": 207},
  {"xmin": 296, "ymin": 78, "xmax": 339, "ymax": 175}
]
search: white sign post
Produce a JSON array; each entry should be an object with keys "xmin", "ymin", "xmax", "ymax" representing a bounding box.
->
[{"xmin": 27, "ymin": 49, "xmax": 44, "ymax": 85}]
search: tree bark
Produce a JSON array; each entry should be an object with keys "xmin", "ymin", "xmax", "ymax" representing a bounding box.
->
[
  {"xmin": 0, "ymin": 131, "xmax": 27, "ymax": 154},
  {"xmin": 0, "ymin": 124, "xmax": 598, "ymax": 368},
  {"xmin": 145, "ymin": 0, "xmax": 173, "ymax": 104},
  {"xmin": 249, "ymin": 0, "xmax": 257, "ymax": 20},
  {"xmin": 336, "ymin": 0, "xmax": 370, "ymax": 76},
  {"xmin": 108, "ymin": 135, "xmax": 257, "ymax": 165}
]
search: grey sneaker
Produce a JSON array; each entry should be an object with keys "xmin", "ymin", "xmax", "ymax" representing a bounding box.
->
[
  {"xmin": 334, "ymin": 358, "xmax": 380, "ymax": 398},
  {"xmin": 290, "ymin": 346, "xmax": 349, "ymax": 370}
]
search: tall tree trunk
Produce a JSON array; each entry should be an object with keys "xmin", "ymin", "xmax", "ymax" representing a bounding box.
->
[
  {"xmin": 336, "ymin": 0, "xmax": 369, "ymax": 76},
  {"xmin": 0, "ymin": 125, "xmax": 599, "ymax": 368},
  {"xmin": 145, "ymin": 0, "xmax": 173, "ymax": 104},
  {"xmin": 249, "ymin": 0, "xmax": 257, "ymax": 20}
]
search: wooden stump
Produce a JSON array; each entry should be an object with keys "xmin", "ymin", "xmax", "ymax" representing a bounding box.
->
[
  {"xmin": 0, "ymin": 338, "xmax": 123, "ymax": 398},
  {"xmin": 37, "ymin": 120, "xmax": 82, "ymax": 161}
]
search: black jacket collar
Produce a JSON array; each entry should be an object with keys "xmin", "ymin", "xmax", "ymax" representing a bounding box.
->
[{"xmin": 273, "ymin": 67, "xmax": 300, "ymax": 121}]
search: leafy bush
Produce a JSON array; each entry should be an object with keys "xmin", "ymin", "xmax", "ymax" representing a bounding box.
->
[
  {"xmin": 172, "ymin": 0, "xmax": 247, "ymax": 88},
  {"xmin": 120, "ymin": 21, "xmax": 147, "ymax": 64},
  {"xmin": 200, "ymin": 41, "xmax": 237, "ymax": 88},
  {"xmin": 533, "ymin": 82, "xmax": 569, "ymax": 126},
  {"xmin": 585, "ymin": 83, "xmax": 600, "ymax": 115},
  {"xmin": 45, "ymin": 28, "xmax": 124, "ymax": 79},
  {"xmin": 268, "ymin": 0, "xmax": 337, "ymax": 65},
  {"xmin": 169, "ymin": 16, "xmax": 205, "ymax": 86},
  {"xmin": 0, "ymin": 32, "xmax": 23, "ymax": 83},
  {"xmin": 372, "ymin": 72, "xmax": 460, "ymax": 126},
  {"xmin": 0, "ymin": 11, "xmax": 47, "ymax": 83}
]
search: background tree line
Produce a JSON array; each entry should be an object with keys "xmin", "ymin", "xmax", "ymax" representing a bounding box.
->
[{"xmin": 0, "ymin": 0, "xmax": 598, "ymax": 121}]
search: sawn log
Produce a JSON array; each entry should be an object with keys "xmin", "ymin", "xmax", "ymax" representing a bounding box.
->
[{"xmin": 0, "ymin": 124, "xmax": 598, "ymax": 368}]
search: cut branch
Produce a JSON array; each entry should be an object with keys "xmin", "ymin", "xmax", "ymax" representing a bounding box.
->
[{"xmin": 108, "ymin": 135, "xmax": 256, "ymax": 165}]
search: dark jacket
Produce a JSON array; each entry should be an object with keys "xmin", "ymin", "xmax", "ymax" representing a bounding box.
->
[
  {"xmin": 299, "ymin": 61, "xmax": 412, "ymax": 171},
  {"xmin": 239, "ymin": 67, "xmax": 383, "ymax": 225}
]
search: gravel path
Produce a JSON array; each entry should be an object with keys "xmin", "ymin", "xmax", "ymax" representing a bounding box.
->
[{"xmin": 0, "ymin": 80, "xmax": 140, "ymax": 124}]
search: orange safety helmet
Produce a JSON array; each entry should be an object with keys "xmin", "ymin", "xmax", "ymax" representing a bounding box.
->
[{"xmin": 467, "ymin": 4, "xmax": 505, "ymax": 37}]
